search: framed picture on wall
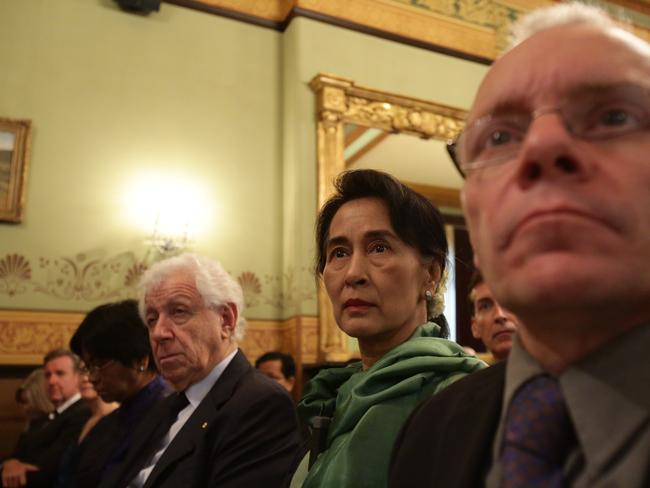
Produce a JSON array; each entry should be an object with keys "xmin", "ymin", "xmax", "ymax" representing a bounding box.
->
[{"xmin": 0, "ymin": 117, "xmax": 31, "ymax": 222}]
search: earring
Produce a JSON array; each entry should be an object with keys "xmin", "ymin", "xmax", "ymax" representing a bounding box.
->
[
  {"xmin": 425, "ymin": 290, "xmax": 434, "ymax": 321},
  {"xmin": 139, "ymin": 365, "xmax": 145, "ymax": 372}
]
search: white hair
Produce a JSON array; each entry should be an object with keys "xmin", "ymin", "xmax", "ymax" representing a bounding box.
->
[
  {"xmin": 138, "ymin": 253, "xmax": 246, "ymax": 340},
  {"xmin": 508, "ymin": 2, "xmax": 620, "ymax": 50}
]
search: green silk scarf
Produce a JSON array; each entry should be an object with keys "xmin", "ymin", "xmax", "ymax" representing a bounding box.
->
[{"xmin": 297, "ymin": 322, "xmax": 486, "ymax": 488}]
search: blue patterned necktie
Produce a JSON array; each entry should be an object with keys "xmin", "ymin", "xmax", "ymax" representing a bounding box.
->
[{"xmin": 500, "ymin": 375, "xmax": 576, "ymax": 488}]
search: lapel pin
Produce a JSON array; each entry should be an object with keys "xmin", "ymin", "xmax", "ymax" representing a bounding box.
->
[{"xmin": 202, "ymin": 422, "xmax": 208, "ymax": 429}]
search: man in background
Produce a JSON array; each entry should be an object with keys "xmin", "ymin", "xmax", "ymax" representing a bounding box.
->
[
  {"xmin": 468, "ymin": 270, "xmax": 518, "ymax": 363},
  {"xmin": 2, "ymin": 349, "xmax": 90, "ymax": 488},
  {"xmin": 256, "ymin": 351, "xmax": 296, "ymax": 393},
  {"xmin": 390, "ymin": 3, "xmax": 650, "ymax": 486}
]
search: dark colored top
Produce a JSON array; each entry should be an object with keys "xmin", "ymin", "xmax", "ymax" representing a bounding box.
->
[
  {"xmin": 486, "ymin": 327, "xmax": 650, "ymax": 487},
  {"xmin": 55, "ymin": 376, "xmax": 169, "ymax": 488},
  {"xmin": 98, "ymin": 350, "xmax": 301, "ymax": 488},
  {"xmin": 389, "ymin": 323, "xmax": 650, "ymax": 488},
  {"xmin": 7, "ymin": 399, "xmax": 91, "ymax": 488}
]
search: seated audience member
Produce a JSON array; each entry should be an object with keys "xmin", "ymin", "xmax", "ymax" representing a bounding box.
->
[
  {"xmin": 99, "ymin": 254, "xmax": 300, "ymax": 488},
  {"xmin": 468, "ymin": 270, "xmax": 518, "ymax": 363},
  {"xmin": 77, "ymin": 371, "xmax": 119, "ymax": 442},
  {"xmin": 255, "ymin": 351, "xmax": 296, "ymax": 393},
  {"xmin": 65, "ymin": 299, "xmax": 168, "ymax": 488},
  {"xmin": 390, "ymin": 4, "xmax": 650, "ymax": 487},
  {"xmin": 292, "ymin": 169, "xmax": 485, "ymax": 488},
  {"xmin": 55, "ymin": 371, "xmax": 118, "ymax": 487},
  {"xmin": 2, "ymin": 349, "xmax": 90, "ymax": 488},
  {"xmin": 15, "ymin": 368, "xmax": 54, "ymax": 434}
]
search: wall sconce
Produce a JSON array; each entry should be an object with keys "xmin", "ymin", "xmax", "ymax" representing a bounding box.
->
[
  {"xmin": 146, "ymin": 211, "xmax": 193, "ymax": 255},
  {"xmin": 123, "ymin": 171, "xmax": 213, "ymax": 257}
]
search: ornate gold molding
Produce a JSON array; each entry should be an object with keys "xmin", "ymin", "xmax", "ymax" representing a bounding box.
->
[
  {"xmin": 309, "ymin": 73, "xmax": 467, "ymax": 362},
  {"xmin": 171, "ymin": 0, "xmax": 650, "ymax": 60},
  {"xmin": 404, "ymin": 181, "xmax": 462, "ymax": 210}
]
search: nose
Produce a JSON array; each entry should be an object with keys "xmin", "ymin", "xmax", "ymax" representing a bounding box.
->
[
  {"xmin": 149, "ymin": 314, "xmax": 174, "ymax": 342},
  {"xmin": 344, "ymin": 252, "xmax": 368, "ymax": 287},
  {"xmin": 515, "ymin": 112, "xmax": 589, "ymax": 187},
  {"xmin": 493, "ymin": 304, "xmax": 509, "ymax": 324}
]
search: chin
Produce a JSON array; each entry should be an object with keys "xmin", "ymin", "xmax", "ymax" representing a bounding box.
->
[
  {"xmin": 496, "ymin": 254, "xmax": 617, "ymax": 310},
  {"xmin": 339, "ymin": 318, "xmax": 375, "ymax": 338}
]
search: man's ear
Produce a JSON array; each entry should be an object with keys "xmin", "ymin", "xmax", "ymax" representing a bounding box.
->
[
  {"xmin": 470, "ymin": 317, "xmax": 480, "ymax": 340},
  {"xmin": 219, "ymin": 303, "xmax": 238, "ymax": 340},
  {"xmin": 287, "ymin": 376, "xmax": 296, "ymax": 392}
]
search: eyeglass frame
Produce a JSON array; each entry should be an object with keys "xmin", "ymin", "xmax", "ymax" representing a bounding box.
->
[
  {"xmin": 80, "ymin": 358, "xmax": 115, "ymax": 376},
  {"xmin": 446, "ymin": 82, "xmax": 650, "ymax": 178}
]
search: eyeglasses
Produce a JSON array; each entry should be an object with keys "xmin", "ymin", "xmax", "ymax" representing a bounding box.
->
[
  {"xmin": 80, "ymin": 359, "xmax": 115, "ymax": 376},
  {"xmin": 447, "ymin": 83, "xmax": 650, "ymax": 177}
]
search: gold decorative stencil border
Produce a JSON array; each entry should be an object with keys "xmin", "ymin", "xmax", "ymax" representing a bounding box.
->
[{"xmin": 0, "ymin": 309, "xmax": 318, "ymax": 366}]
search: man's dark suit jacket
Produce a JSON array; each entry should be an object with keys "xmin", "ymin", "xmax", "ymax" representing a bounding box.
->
[
  {"xmin": 389, "ymin": 362, "xmax": 506, "ymax": 488},
  {"xmin": 9, "ymin": 398, "xmax": 91, "ymax": 488},
  {"xmin": 100, "ymin": 350, "xmax": 300, "ymax": 488}
]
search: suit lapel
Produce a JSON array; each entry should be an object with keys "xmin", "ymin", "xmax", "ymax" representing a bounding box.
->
[
  {"xmin": 100, "ymin": 398, "xmax": 173, "ymax": 488},
  {"xmin": 143, "ymin": 350, "xmax": 252, "ymax": 488},
  {"xmin": 28, "ymin": 399, "xmax": 88, "ymax": 446},
  {"xmin": 443, "ymin": 362, "xmax": 505, "ymax": 487}
]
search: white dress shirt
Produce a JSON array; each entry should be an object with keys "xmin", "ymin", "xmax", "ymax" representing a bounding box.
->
[{"xmin": 48, "ymin": 392, "xmax": 81, "ymax": 419}]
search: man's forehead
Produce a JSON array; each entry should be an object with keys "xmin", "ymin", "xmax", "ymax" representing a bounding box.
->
[
  {"xmin": 45, "ymin": 355, "xmax": 73, "ymax": 371},
  {"xmin": 145, "ymin": 271, "xmax": 200, "ymax": 306},
  {"xmin": 472, "ymin": 282, "xmax": 494, "ymax": 300},
  {"xmin": 469, "ymin": 24, "xmax": 650, "ymax": 120}
]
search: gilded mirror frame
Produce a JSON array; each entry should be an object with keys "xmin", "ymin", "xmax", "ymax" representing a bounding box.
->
[{"xmin": 309, "ymin": 73, "xmax": 468, "ymax": 362}]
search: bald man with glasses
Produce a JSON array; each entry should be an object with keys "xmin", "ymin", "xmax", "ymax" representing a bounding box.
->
[{"xmin": 390, "ymin": 4, "xmax": 650, "ymax": 487}]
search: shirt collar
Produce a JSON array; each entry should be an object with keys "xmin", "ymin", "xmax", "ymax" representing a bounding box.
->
[
  {"xmin": 497, "ymin": 323, "xmax": 650, "ymax": 473},
  {"xmin": 561, "ymin": 322, "xmax": 650, "ymax": 469},
  {"xmin": 56, "ymin": 392, "xmax": 81, "ymax": 414},
  {"xmin": 184, "ymin": 348, "xmax": 238, "ymax": 408}
]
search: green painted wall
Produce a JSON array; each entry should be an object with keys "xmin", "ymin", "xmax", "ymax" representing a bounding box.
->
[
  {"xmin": 0, "ymin": 0, "xmax": 286, "ymax": 317},
  {"xmin": 0, "ymin": 1, "xmax": 486, "ymax": 321}
]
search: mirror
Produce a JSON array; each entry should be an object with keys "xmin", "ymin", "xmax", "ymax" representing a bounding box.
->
[{"xmin": 310, "ymin": 74, "xmax": 468, "ymax": 362}]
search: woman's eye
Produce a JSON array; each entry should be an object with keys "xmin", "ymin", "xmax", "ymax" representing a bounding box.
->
[
  {"xmin": 370, "ymin": 243, "xmax": 389, "ymax": 254},
  {"xmin": 328, "ymin": 248, "xmax": 348, "ymax": 260}
]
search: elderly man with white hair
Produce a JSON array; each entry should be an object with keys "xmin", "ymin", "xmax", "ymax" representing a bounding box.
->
[
  {"xmin": 99, "ymin": 253, "xmax": 300, "ymax": 488},
  {"xmin": 390, "ymin": 3, "xmax": 650, "ymax": 487}
]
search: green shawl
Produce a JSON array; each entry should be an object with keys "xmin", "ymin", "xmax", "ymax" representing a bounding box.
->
[{"xmin": 297, "ymin": 322, "xmax": 486, "ymax": 488}]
